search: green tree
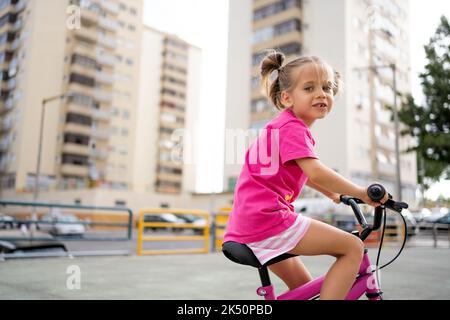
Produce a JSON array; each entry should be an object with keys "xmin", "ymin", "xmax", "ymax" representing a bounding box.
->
[{"xmin": 397, "ymin": 16, "xmax": 450, "ymax": 193}]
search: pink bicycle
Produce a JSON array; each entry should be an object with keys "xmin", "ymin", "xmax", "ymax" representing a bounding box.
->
[{"xmin": 222, "ymin": 184, "xmax": 409, "ymax": 300}]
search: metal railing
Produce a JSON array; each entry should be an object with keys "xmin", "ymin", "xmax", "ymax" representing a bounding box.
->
[
  {"xmin": 137, "ymin": 208, "xmax": 210, "ymax": 255},
  {"xmin": 0, "ymin": 200, "xmax": 133, "ymax": 241},
  {"xmin": 212, "ymin": 208, "xmax": 231, "ymax": 252}
]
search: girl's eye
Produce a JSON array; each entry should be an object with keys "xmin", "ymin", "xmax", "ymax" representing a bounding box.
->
[
  {"xmin": 304, "ymin": 87, "xmax": 313, "ymax": 92},
  {"xmin": 323, "ymin": 86, "xmax": 332, "ymax": 92}
]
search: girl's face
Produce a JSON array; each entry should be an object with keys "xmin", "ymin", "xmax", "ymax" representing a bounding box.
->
[{"xmin": 281, "ymin": 63, "xmax": 335, "ymax": 127}]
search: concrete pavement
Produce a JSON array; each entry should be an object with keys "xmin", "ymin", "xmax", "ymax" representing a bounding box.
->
[{"xmin": 0, "ymin": 246, "xmax": 449, "ymax": 299}]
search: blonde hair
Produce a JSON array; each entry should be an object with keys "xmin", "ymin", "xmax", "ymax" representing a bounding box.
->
[{"xmin": 260, "ymin": 49, "xmax": 342, "ymax": 110}]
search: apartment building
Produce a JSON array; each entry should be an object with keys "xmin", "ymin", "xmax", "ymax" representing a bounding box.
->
[
  {"xmin": 227, "ymin": 0, "xmax": 417, "ymax": 205},
  {"xmin": 0, "ymin": 0, "xmax": 205, "ymax": 211},
  {"xmin": 0, "ymin": 0, "xmax": 144, "ymax": 193},
  {"xmin": 135, "ymin": 26, "xmax": 201, "ymax": 195}
]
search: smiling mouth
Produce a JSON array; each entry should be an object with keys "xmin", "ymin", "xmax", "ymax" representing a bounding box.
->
[{"xmin": 312, "ymin": 103, "xmax": 328, "ymax": 109}]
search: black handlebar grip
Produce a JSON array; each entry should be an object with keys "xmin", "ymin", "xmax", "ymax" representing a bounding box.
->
[{"xmin": 367, "ymin": 183, "xmax": 386, "ymax": 202}]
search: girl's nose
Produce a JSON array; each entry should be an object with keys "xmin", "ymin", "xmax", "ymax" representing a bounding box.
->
[{"xmin": 316, "ymin": 88, "xmax": 326, "ymax": 98}]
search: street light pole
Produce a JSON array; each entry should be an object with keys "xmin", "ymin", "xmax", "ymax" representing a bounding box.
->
[
  {"xmin": 31, "ymin": 93, "xmax": 71, "ymax": 230},
  {"xmin": 353, "ymin": 64, "xmax": 402, "ymax": 201},
  {"xmin": 390, "ymin": 63, "xmax": 402, "ymax": 202}
]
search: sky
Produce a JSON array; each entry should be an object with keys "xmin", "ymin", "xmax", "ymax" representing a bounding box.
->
[{"xmin": 143, "ymin": 0, "xmax": 450, "ymax": 200}]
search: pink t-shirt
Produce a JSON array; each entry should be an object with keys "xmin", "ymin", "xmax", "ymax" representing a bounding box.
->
[{"xmin": 223, "ymin": 107, "xmax": 318, "ymax": 244}]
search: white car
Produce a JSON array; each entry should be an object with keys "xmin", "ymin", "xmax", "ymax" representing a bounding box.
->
[
  {"xmin": 0, "ymin": 213, "xmax": 15, "ymax": 229},
  {"xmin": 143, "ymin": 213, "xmax": 185, "ymax": 232},
  {"xmin": 38, "ymin": 214, "xmax": 85, "ymax": 236}
]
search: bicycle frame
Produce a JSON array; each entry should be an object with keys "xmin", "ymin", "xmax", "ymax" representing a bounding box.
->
[{"xmin": 256, "ymin": 248, "xmax": 382, "ymax": 300}]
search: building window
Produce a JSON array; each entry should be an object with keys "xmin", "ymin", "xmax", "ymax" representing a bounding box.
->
[
  {"xmin": 69, "ymin": 73, "xmax": 95, "ymax": 87},
  {"xmin": 62, "ymin": 153, "xmax": 88, "ymax": 166},
  {"xmin": 115, "ymin": 200, "xmax": 126, "ymax": 207},
  {"xmin": 119, "ymin": 2, "xmax": 127, "ymax": 11},
  {"xmin": 66, "ymin": 113, "xmax": 92, "ymax": 126},
  {"xmin": 71, "ymin": 53, "xmax": 100, "ymax": 70},
  {"xmin": 64, "ymin": 133, "xmax": 90, "ymax": 145},
  {"xmin": 253, "ymin": 0, "xmax": 302, "ymax": 22}
]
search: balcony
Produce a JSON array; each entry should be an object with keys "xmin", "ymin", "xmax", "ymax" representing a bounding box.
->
[
  {"xmin": 377, "ymin": 136, "xmax": 395, "ymax": 150},
  {"xmin": 98, "ymin": 34, "xmax": 117, "ymax": 49},
  {"xmin": 0, "ymin": 121, "xmax": 13, "ymax": 134},
  {"xmin": 373, "ymin": 35, "xmax": 398, "ymax": 62},
  {"xmin": 92, "ymin": 109, "xmax": 111, "ymax": 121},
  {"xmin": 99, "ymin": 17, "xmax": 119, "ymax": 32},
  {"xmin": 65, "ymin": 123, "xmax": 92, "ymax": 136},
  {"xmin": 95, "ymin": 71, "xmax": 114, "ymax": 85},
  {"xmin": 68, "ymin": 82, "xmax": 94, "ymax": 97},
  {"xmin": 6, "ymin": 78, "xmax": 16, "ymax": 90},
  {"xmin": 5, "ymin": 98, "xmax": 14, "ymax": 109},
  {"xmin": 81, "ymin": 9, "xmax": 99, "ymax": 25},
  {"xmin": 0, "ymin": 139, "xmax": 10, "ymax": 151},
  {"xmin": 74, "ymin": 27, "xmax": 98, "ymax": 44},
  {"xmin": 376, "ymin": 110, "xmax": 392, "ymax": 125},
  {"xmin": 10, "ymin": 37, "xmax": 21, "ymax": 51},
  {"xmin": 94, "ymin": 89, "xmax": 112, "ymax": 102},
  {"xmin": 91, "ymin": 127, "xmax": 110, "ymax": 140},
  {"xmin": 156, "ymin": 172, "xmax": 183, "ymax": 183},
  {"xmin": 62, "ymin": 143, "xmax": 90, "ymax": 156},
  {"xmin": 60, "ymin": 164, "xmax": 89, "ymax": 177},
  {"xmin": 10, "ymin": 19, "xmax": 22, "ymax": 32},
  {"xmin": 90, "ymin": 148, "xmax": 108, "ymax": 160},
  {"xmin": 13, "ymin": 0, "xmax": 27, "ymax": 13},
  {"xmin": 96, "ymin": 51, "xmax": 116, "ymax": 66},
  {"xmin": 102, "ymin": 1, "xmax": 120, "ymax": 14},
  {"xmin": 377, "ymin": 162, "xmax": 396, "ymax": 176},
  {"xmin": 66, "ymin": 103, "xmax": 93, "ymax": 118}
]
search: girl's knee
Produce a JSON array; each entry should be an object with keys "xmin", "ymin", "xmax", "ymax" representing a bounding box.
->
[{"xmin": 347, "ymin": 237, "xmax": 364, "ymax": 261}]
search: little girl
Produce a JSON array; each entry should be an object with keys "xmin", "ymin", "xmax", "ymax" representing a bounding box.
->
[{"xmin": 223, "ymin": 50, "xmax": 389, "ymax": 300}]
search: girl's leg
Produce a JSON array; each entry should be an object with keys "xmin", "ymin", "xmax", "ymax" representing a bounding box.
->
[
  {"xmin": 268, "ymin": 256, "xmax": 313, "ymax": 291},
  {"xmin": 287, "ymin": 218, "xmax": 365, "ymax": 300}
]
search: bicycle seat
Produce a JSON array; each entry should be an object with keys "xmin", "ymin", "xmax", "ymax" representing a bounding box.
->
[{"xmin": 222, "ymin": 241, "xmax": 298, "ymax": 268}]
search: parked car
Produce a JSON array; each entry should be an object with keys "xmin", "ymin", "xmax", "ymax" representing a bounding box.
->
[
  {"xmin": 175, "ymin": 214, "xmax": 208, "ymax": 235},
  {"xmin": 411, "ymin": 208, "xmax": 432, "ymax": 223},
  {"xmin": 38, "ymin": 214, "xmax": 85, "ymax": 236},
  {"xmin": 143, "ymin": 213, "xmax": 184, "ymax": 232},
  {"xmin": 0, "ymin": 213, "xmax": 15, "ymax": 229},
  {"xmin": 419, "ymin": 212, "xmax": 450, "ymax": 232},
  {"xmin": 419, "ymin": 207, "xmax": 449, "ymax": 230},
  {"xmin": 434, "ymin": 213, "xmax": 450, "ymax": 224}
]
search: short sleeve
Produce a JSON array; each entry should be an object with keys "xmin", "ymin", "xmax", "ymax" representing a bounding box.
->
[{"xmin": 279, "ymin": 122, "xmax": 318, "ymax": 165}]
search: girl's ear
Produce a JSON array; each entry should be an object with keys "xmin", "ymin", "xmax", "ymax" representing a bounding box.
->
[{"xmin": 280, "ymin": 91, "xmax": 293, "ymax": 108}]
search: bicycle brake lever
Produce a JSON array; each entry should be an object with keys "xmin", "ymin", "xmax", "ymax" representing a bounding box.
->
[
  {"xmin": 340, "ymin": 195, "xmax": 365, "ymax": 205},
  {"xmin": 384, "ymin": 199, "xmax": 408, "ymax": 212}
]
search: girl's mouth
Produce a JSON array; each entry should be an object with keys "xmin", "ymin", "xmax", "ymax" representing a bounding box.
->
[{"xmin": 312, "ymin": 103, "xmax": 328, "ymax": 109}]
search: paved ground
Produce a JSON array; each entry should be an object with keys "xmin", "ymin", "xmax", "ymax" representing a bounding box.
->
[{"xmin": 1, "ymin": 246, "xmax": 449, "ymax": 300}]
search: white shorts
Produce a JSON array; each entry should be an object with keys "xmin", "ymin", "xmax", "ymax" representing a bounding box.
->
[{"xmin": 247, "ymin": 214, "xmax": 311, "ymax": 265}]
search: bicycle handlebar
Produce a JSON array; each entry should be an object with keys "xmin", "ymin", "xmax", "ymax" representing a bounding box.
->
[{"xmin": 339, "ymin": 184, "xmax": 409, "ymax": 240}]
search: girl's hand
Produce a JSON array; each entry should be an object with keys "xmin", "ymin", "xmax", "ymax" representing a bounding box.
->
[
  {"xmin": 357, "ymin": 186, "xmax": 389, "ymax": 207},
  {"xmin": 329, "ymin": 193, "xmax": 341, "ymax": 204}
]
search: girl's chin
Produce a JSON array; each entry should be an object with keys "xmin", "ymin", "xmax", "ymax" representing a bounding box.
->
[{"xmin": 314, "ymin": 112, "xmax": 328, "ymax": 119}]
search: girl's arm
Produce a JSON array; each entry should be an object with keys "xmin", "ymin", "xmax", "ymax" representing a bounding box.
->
[
  {"xmin": 296, "ymin": 158, "xmax": 387, "ymax": 207},
  {"xmin": 305, "ymin": 179, "xmax": 340, "ymax": 204}
]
